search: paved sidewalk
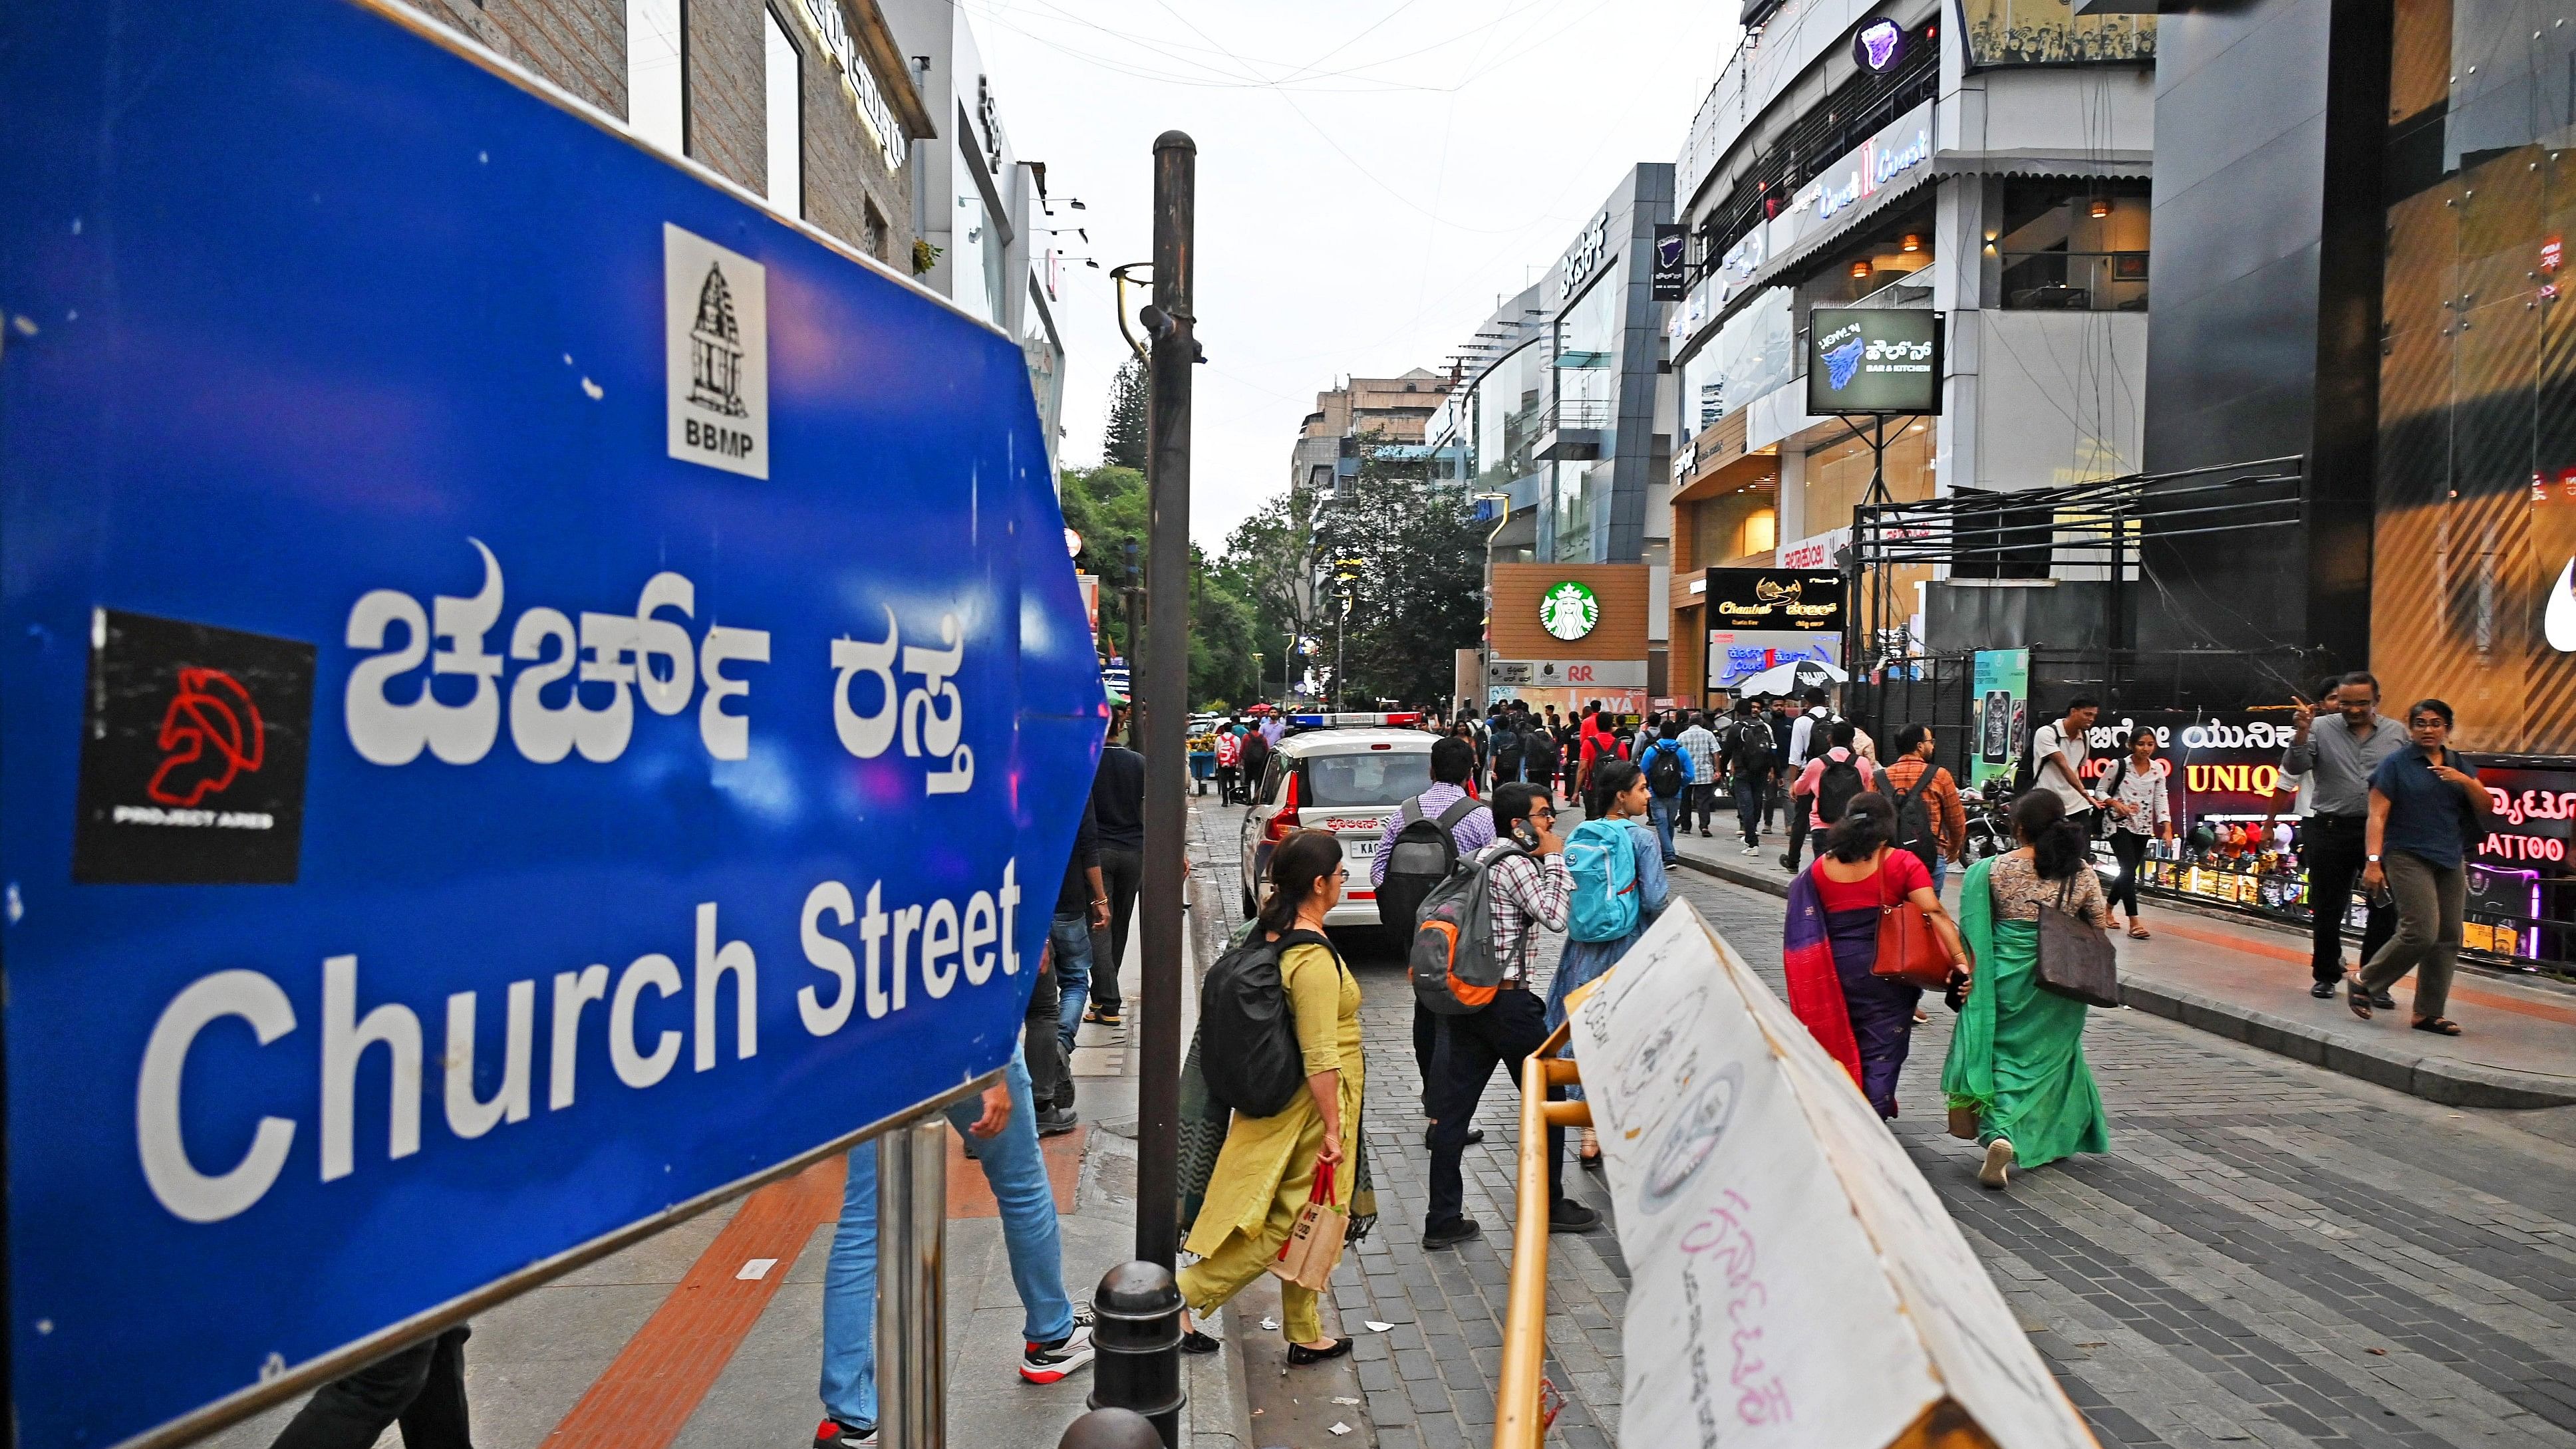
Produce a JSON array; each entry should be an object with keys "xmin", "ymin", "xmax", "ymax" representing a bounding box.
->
[{"xmin": 1660, "ymin": 816, "xmax": 2576, "ymax": 1107}]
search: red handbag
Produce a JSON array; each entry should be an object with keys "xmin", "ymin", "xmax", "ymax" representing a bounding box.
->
[{"xmin": 1872, "ymin": 855, "xmax": 1953, "ymax": 989}]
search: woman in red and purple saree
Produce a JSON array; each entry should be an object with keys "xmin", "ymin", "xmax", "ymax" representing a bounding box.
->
[{"xmin": 1782, "ymin": 793, "xmax": 1969, "ymax": 1117}]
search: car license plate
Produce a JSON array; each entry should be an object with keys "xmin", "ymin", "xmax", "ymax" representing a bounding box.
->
[{"xmin": 1345, "ymin": 839, "xmax": 1375, "ymax": 856}]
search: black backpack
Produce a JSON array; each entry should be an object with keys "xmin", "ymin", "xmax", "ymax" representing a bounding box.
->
[
  {"xmin": 1199, "ymin": 927, "xmax": 1343, "ymax": 1117},
  {"xmin": 1891, "ymin": 765, "xmax": 1941, "ymax": 871},
  {"xmin": 1239, "ymin": 731, "xmax": 1270, "ymax": 788},
  {"xmin": 1644, "ymin": 740, "xmax": 1687, "ymax": 798},
  {"xmin": 1816, "ymin": 755, "xmax": 1867, "ymax": 824},
  {"xmin": 1377, "ymin": 795, "xmax": 1483, "ymax": 934},
  {"xmin": 1731, "ymin": 718, "xmax": 1775, "ymax": 778},
  {"xmin": 1491, "ymin": 725, "xmax": 1524, "ymax": 779},
  {"xmin": 1523, "ymin": 727, "xmax": 1562, "ymax": 781}
]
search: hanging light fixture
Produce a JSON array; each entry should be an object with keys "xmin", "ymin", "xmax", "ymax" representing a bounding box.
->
[
  {"xmin": 1900, "ymin": 233, "xmax": 1922, "ymax": 253},
  {"xmin": 1850, "ymin": 259, "xmax": 1872, "ymax": 279},
  {"xmin": 2090, "ymin": 196, "xmax": 2112, "ymax": 218}
]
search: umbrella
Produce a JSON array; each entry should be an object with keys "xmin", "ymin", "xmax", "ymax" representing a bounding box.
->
[{"xmin": 1734, "ymin": 657, "xmax": 1850, "ymax": 698}]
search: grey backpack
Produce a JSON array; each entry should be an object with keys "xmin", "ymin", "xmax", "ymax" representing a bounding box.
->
[
  {"xmin": 1409, "ymin": 841, "xmax": 1530, "ymax": 1016},
  {"xmin": 1377, "ymin": 794, "xmax": 1483, "ymax": 934}
]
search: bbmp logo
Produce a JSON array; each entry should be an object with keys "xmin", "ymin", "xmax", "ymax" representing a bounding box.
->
[{"xmin": 665, "ymin": 223, "xmax": 770, "ymax": 479}]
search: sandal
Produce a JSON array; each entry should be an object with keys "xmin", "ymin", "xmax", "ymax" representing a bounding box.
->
[
  {"xmin": 1577, "ymin": 1126, "xmax": 1603, "ymax": 1170},
  {"xmin": 2126, "ymin": 924, "xmax": 2152, "ymax": 940},
  {"xmin": 2347, "ymin": 978, "xmax": 2372, "ymax": 1019},
  {"xmin": 2412, "ymin": 1016, "xmax": 2462, "ymax": 1036}
]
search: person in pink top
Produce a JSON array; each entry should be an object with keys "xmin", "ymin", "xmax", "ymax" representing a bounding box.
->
[{"xmin": 1786, "ymin": 720, "xmax": 1880, "ymax": 868}]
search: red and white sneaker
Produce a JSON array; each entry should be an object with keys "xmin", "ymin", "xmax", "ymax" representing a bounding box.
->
[
  {"xmin": 1018, "ymin": 1307, "xmax": 1097, "ymax": 1384},
  {"xmin": 813, "ymin": 1416, "xmax": 877, "ymax": 1447}
]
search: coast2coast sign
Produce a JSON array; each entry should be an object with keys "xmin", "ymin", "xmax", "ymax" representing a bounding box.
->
[{"xmin": 0, "ymin": 3, "xmax": 1103, "ymax": 1445}]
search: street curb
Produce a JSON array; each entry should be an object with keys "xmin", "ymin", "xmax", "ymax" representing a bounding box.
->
[{"xmin": 1665, "ymin": 851, "xmax": 2576, "ymax": 1111}]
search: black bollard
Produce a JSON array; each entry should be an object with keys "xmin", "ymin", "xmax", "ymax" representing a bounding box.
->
[
  {"xmin": 1056, "ymin": 1406, "xmax": 1165, "ymax": 1449},
  {"xmin": 1087, "ymin": 1260, "xmax": 1185, "ymax": 1447}
]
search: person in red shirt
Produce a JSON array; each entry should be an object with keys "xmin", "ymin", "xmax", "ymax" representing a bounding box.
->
[
  {"xmin": 1787, "ymin": 792, "xmax": 1968, "ymax": 1118},
  {"xmin": 1213, "ymin": 722, "xmax": 1242, "ymax": 804},
  {"xmin": 1576, "ymin": 703, "xmax": 1615, "ymax": 797}
]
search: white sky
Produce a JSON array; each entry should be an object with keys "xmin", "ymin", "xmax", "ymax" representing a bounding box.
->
[{"xmin": 969, "ymin": 1, "xmax": 1743, "ymax": 551}]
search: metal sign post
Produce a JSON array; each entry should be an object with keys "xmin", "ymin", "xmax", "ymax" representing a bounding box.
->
[
  {"xmin": 0, "ymin": 5, "xmax": 1106, "ymax": 1444},
  {"xmin": 1135, "ymin": 131, "xmax": 1197, "ymax": 1269},
  {"xmin": 876, "ymin": 1117, "xmax": 950, "ymax": 1448}
]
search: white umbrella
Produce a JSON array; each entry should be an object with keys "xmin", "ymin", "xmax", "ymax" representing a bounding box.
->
[{"xmin": 1734, "ymin": 656, "xmax": 1850, "ymax": 698}]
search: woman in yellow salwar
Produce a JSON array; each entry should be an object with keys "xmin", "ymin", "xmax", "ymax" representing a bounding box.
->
[
  {"xmin": 1177, "ymin": 829, "xmax": 1363, "ymax": 1366},
  {"xmin": 1941, "ymin": 790, "xmax": 2112, "ymax": 1190}
]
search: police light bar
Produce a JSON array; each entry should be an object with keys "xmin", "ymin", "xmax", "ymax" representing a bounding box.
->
[{"xmin": 1286, "ymin": 711, "xmax": 1424, "ymax": 729}]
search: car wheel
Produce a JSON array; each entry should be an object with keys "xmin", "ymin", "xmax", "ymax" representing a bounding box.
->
[{"xmin": 1242, "ymin": 884, "xmax": 1258, "ymax": 920}]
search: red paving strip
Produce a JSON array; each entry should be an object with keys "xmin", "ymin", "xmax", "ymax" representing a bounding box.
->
[
  {"xmin": 541, "ymin": 1124, "xmax": 1091, "ymax": 1448},
  {"xmin": 2151, "ymin": 918, "xmax": 2576, "ymax": 1027},
  {"xmin": 541, "ymin": 1156, "xmax": 847, "ymax": 1449}
]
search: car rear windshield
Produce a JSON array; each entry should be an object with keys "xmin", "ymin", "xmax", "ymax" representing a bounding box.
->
[{"xmin": 1302, "ymin": 749, "xmax": 1434, "ymax": 807}]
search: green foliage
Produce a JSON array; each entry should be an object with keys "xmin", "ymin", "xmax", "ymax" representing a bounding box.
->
[
  {"xmin": 1102, "ymin": 358, "xmax": 1150, "ymax": 471},
  {"xmin": 1315, "ymin": 432, "xmax": 1486, "ymax": 706},
  {"xmin": 1208, "ymin": 431, "xmax": 1485, "ymax": 708},
  {"xmin": 1058, "ymin": 463, "xmax": 1263, "ymax": 707}
]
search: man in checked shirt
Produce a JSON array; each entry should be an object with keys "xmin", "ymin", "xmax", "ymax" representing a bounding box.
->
[{"xmin": 1420, "ymin": 783, "xmax": 1603, "ymax": 1249}]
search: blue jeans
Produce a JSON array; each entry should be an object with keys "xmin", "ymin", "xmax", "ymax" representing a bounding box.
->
[
  {"xmin": 819, "ymin": 1047, "xmax": 1072, "ymax": 1428},
  {"xmin": 1050, "ymin": 912, "xmax": 1093, "ymax": 1057},
  {"xmin": 1929, "ymin": 856, "xmax": 1949, "ymax": 899},
  {"xmin": 1647, "ymin": 796, "xmax": 1680, "ymax": 864}
]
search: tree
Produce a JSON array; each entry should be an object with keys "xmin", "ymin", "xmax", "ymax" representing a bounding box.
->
[
  {"xmin": 1058, "ymin": 463, "xmax": 1264, "ymax": 706},
  {"xmin": 1312, "ymin": 432, "xmax": 1486, "ymax": 707},
  {"xmin": 1102, "ymin": 358, "xmax": 1149, "ymax": 471},
  {"xmin": 1215, "ymin": 487, "xmax": 1332, "ymax": 700}
]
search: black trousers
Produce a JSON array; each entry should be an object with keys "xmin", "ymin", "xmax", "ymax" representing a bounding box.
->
[
  {"xmin": 2303, "ymin": 813, "xmax": 2396, "ymax": 985},
  {"xmin": 1687, "ymin": 782, "xmax": 1717, "ymax": 831},
  {"xmin": 271, "ymin": 1327, "xmax": 472, "ymax": 1449},
  {"xmin": 1733, "ymin": 778, "xmax": 1765, "ymax": 846},
  {"xmin": 1413, "ymin": 1000, "xmax": 1440, "ymax": 1115},
  {"xmin": 1785, "ymin": 801, "xmax": 1810, "ymax": 865},
  {"xmin": 2107, "ymin": 830, "xmax": 2149, "ymax": 917},
  {"xmin": 1025, "ymin": 954, "xmax": 1070, "ymax": 1109},
  {"xmin": 1423, "ymin": 989, "xmax": 1564, "ymax": 1231},
  {"xmin": 1090, "ymin": 845, "xmax": 1142, "ymax": 1013}
]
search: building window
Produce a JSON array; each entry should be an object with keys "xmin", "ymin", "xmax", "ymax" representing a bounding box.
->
[
  {"xmin": 764, "ymin": 9, "xmax": 803, "ymax": 217},
  {"xmin": 1995, "ymin": 180, "xmax": 2150, "ymax": 311},
  {"xmin": 627, "ymin": 0, "xmax": 685, "ymax": 156},
  {"xmin": 1743, "ymin": 508, "xmax": 1777, "ymax": 558},
  {"xmin": 863, "ymin": 199, "xmax": 891, "ymax": 261}
]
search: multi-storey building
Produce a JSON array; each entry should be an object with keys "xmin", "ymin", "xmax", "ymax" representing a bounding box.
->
[
  {"xmin": 1663, "ymin": 0, "xmax": 2158, "ymax": 699},
  {"xmin": 1288, "ymin": 370, "xmax": 1455, "ymax": 494}
]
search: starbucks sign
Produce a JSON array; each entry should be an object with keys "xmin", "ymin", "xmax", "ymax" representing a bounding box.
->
[{"xmin": 1539, "ymin": 580, "xmax": 1600, "ymax": 641}]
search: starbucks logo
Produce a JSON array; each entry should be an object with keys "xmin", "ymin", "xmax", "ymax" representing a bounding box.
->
[{"xmin": 1539, "ymin": 581, "xmax": 1600, "ymax": 642}]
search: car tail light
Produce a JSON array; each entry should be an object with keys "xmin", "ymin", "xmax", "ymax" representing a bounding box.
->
[{"xmin": 1263, "ymin": 772, "xmax": 1300, "ymax": 845}]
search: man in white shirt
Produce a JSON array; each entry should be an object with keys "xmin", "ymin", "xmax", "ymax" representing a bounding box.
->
[
  {"xmin": 2029, "ymin": 696, "xmax": 2104, "ymax": 827},
  {"xmin": 1781, "ymin": 688, "xmax": 1837, "ymax": 866}
]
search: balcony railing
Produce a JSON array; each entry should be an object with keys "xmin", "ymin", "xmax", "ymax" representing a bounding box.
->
[
  {"xmin": 1999, "ymin": 250, "xmax": 2150, "ymax": 311},
  {"xmin": 1540, "ymin": 396, "xmax": 1612, "ymax": 432}
]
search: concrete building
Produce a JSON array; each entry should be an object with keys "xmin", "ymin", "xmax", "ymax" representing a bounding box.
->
[
  {"xmin": 1663, "ymin": 0, "xmax": 2158, "ymax": 698},
  {"xmin": 883, "ymin": 0, "xmax": 1072, "ymax": 471},
  {"xmin": 400, "ymin": 0, "xmax": 932, "ymax": 274},
  {"xmin": 1288, "ymin": 370, "xmax": 1454, "ymax": 494},
  {"xmin": 1423, "ymin": 166, "xmax": 1679, "ymax": 705}
]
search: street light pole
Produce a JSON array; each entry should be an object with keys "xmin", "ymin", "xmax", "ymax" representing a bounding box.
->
[{"xmin": 1135, "ymin": 130, "xmax": 1195, "ymax": 1271}]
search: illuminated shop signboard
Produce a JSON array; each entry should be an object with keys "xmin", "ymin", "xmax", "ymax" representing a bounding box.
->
[{"xmin": 1806, "ymin": 307, "xmax": 1943, "ymax": 414}]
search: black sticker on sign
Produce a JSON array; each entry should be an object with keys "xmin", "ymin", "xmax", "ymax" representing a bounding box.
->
[{"xmin": 72, "ymin": 610, "xmax": 317, "ymax": 885}]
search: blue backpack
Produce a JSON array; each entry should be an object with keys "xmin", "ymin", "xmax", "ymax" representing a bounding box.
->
[{"xmin": 1565, "ymin": 818, "xmax": 1642, "ymax": 942}]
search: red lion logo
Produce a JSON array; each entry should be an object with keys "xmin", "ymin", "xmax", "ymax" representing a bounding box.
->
[{"xmin": 148, "ymin": 666, "xmax": 265, "ymax": 807}]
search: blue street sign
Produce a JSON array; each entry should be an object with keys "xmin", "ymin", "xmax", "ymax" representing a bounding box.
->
[{"xmin": 0, "ymin": 3, "xmax": 1104, "ymax": 1444}]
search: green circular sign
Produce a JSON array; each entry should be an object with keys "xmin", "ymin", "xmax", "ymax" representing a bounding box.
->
[{"xmin": 1538, "ymin": 580, "xmax": 1600, "ymax": 642}]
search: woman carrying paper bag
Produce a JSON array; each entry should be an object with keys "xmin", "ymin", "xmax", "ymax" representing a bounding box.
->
[{"xmin": 1177, "ymin": 829, "xmax": 1365, "ymax": 1366}]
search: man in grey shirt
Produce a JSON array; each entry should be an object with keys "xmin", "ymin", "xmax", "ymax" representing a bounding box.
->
[{"xmin": 2283, "ymin": 672, "xmax": 2407, "ymax": 997}]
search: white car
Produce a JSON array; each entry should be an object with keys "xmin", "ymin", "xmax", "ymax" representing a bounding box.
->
[{"xmin": 1238, "ymin": 713, "xmax": 1436, "ymax": 929}]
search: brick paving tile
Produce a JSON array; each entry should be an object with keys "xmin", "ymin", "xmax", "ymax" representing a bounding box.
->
[{"xmin": 1193, "ymin": 805, "xmax": 2576, "ymax": 1448}]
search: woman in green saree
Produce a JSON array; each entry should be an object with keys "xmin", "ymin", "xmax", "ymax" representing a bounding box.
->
[{"xmin": 1942, "ymin": 790, "xmax": 2113, "ymax": 1188}]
